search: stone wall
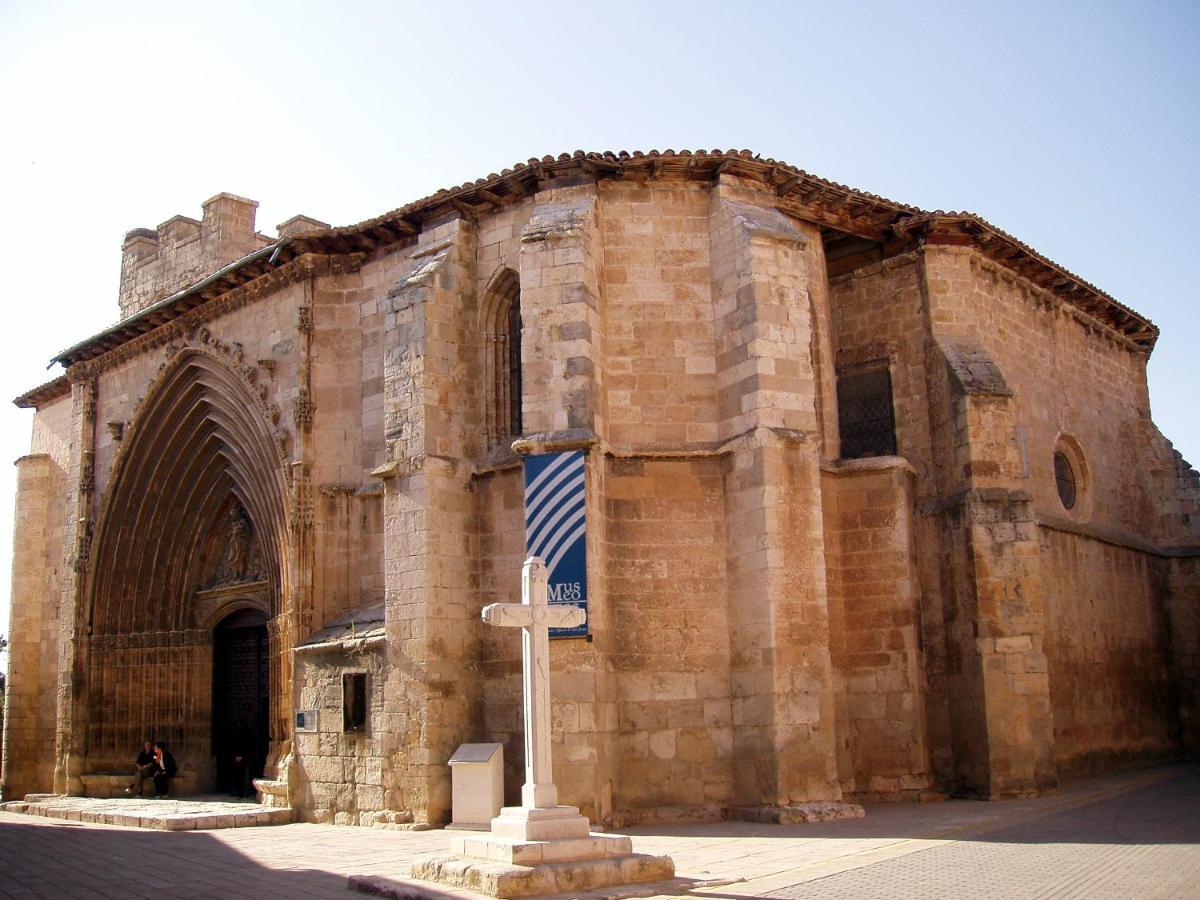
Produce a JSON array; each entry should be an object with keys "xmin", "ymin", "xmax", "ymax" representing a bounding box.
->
[
  {"xmin": 3, "ymin": 393, "xmax": 73, "ymax": 798},
  {"xmin": 921, "ymin": 246, "xmax": 1195, "ymax": 783},
  {"xmin": 1040, "ymin": 527, "xmax": 1177, "ymax": 773},
  {"xmin": 921, "ymin": 246, "xmax": 1155, "ymax": 535},
  {"xmin": 828, "ymin": 254, "xmax": 957, "ymax": 786},
  {"xmin": 1168, "ymin": 554, "xmax": 1200, "ymax": 751},
  {"xmin": 829, "ymin": 254, "xmax": 933, "ymax": 478},
  {"xmin": 1, "ymin": 453, "xmax": 66, "ymax": 797},
  {"xmin": 598, "ymin": 180, "xmax": 718, "ymax": 448},
  {"xmin": 294, "ymin": 646, "xmax": 387, "ymax": 825},
  {"xmin": 822, "ymin": 458, "xmax": 930, "ymax": 800},
  {"xmin": 378, "ymin": 218, "xmax": 484, "ymax": 825},
  {"xmin": 605, "ymin": 456, "xmax": 733, "ymax": 820},
  {"xmin": 825, "ymin": 243, "xmax": 1200, "ymax": 797}
]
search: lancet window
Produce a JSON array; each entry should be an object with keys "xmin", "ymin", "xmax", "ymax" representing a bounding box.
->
[{"xmin": 484, "ymin": 269, "xmax": 523, "ymax": 447}]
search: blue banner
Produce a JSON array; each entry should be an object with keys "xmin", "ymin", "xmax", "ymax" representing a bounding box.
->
[{"xmin": 523, "ymin": 450, "xmax": 588, "ymax": 639}]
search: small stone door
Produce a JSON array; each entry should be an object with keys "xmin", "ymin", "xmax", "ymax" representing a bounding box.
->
[{"xmin": 212, "ymin": 609, "xmax": 270, "ymax": 794}]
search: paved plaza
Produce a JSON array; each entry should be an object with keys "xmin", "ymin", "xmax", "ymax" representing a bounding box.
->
[{"xmin": 0, "ymin": 763, "xmax": 1196, "ymax": 899}]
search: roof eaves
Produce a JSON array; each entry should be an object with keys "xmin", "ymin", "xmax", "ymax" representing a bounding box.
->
[
  {"xmin": 899, "ymin": 211, "xmax": 1158, "ymax": 351},
  {"xmin": 43, "ymin": 148, "xmax": 1158, "ymax": 368},
  {"xmin": 13, "ymin": 374, "xmax": 71, "ymax": 410}
]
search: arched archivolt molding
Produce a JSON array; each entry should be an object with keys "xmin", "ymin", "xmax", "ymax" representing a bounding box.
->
[
  {"xmin": 201, "ymin": 595, "xmax": 271, "ymax": 631},
  {"xmin": 480, "ymin": 267, "xmax": 522, "ymax": 447},
  {"xmin": 480, "ymin": 265, "xmax": 520, "ymax": 331},
  {"xmin": 80, "ymin": 348, "xmax": 292, "ymax": 771},
  {"xmin": 87, "ymin": 348, "xmax": 290, "ymax": 635}
]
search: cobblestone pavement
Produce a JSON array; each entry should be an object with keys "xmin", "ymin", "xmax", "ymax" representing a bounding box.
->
[{"xmin": 0, "ymin": 763, "xmax": 1195, "ymax": 898}]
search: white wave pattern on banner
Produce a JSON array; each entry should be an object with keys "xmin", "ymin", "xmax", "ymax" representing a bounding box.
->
[{"xmin": 524, "ymin": 452, "xmax": 586, "ymax": 579}]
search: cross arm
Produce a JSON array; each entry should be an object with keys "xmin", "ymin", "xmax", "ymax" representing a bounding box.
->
[
  {"xmin": 482, "ymin": 602, "xmax": 532, "ymax": 628},
  {"xmin": 481, "ymin": 602, "xmax": 586, "ymax": 630}
]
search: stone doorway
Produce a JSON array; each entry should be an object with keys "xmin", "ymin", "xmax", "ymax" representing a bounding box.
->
[{"xmin": 212, "ymin": 609, "xmax": 270, "ymax": 795}]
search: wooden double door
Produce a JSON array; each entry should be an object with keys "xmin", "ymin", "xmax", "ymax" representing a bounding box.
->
[{"xmin": 212, "ymin": 610, "xmax": 269, "ymax": 794}]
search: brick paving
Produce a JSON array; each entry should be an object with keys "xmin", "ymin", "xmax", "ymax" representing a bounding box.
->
[
  {"xmin": 0, "ymin": 763, "xmax": 1196, "ymax": 898},
  {"xmin": 766, "ymin": 766, "xmax": 1200, "ymax": 899}
]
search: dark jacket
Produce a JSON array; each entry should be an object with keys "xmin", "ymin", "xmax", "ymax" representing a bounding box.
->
[{"xmin": 156, "ymin": 751, "xmax": 177, "ymax": 778}]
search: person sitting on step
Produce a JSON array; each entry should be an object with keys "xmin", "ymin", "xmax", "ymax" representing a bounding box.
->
[
  {"xmin": 125, "ymin": 740, "xmax": 156, "ymax": 796},
  {"xmin": 151, "ymin": 741, "xmax": 177, "ymax": 799}
]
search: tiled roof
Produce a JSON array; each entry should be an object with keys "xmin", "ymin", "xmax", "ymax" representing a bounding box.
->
[
  {"xmin": 45, "ymin": 149, "xmax": 1156, "ymax": 373},
  {"xmin": 14, "ymin": 374, "xmax": 70, "ymax": 410}
]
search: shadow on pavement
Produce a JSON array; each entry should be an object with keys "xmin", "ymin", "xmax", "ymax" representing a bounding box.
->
[
  {"xmin": 0, "ymin": 819, "xmax": 352, "ymax": 899},
  {"xmin": 620, "ymin": 763, "xmax": 1200, "ymax": 847}
]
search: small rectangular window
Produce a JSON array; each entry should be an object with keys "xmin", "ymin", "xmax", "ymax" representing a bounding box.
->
[
  {"xmin": 837, "ymin": 364, "xmax": 897, "ymax": 459},
  {"xmin": 342, "ymin": 672, "xmax": 367, "ymax": 733}
]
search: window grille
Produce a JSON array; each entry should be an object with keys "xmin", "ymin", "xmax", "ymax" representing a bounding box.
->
[{"xmin": 837, "ymin": 365, "xmax": 897, "ymax": 459}]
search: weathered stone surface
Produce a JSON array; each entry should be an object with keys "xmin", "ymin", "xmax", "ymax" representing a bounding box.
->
[
  {"xmin": 731, "ymin": 801, "xmax": 866, "ymax": 824},
  {"xmin": 410, "ymin": 851, "xmax": 674, "ymax": 898},
  {"xmin": 3, "ymin": 795, "xmax": 291, "ymax": 830},
  {"xmin": 4, "ymin": 150, "xmax": 1197, "ymax": 828}
]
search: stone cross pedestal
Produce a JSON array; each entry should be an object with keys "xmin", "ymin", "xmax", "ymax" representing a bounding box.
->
[{"xmin": 410, "ymin": 556, "xmax": 674, "ymax": 897}]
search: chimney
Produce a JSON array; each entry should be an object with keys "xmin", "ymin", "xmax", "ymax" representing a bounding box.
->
[
  {"xmin": 118, "ymin": 228, "xmax": 160, "ymax": 318},
  {"xmin": 156, "ymin": 215, "xmax": 202, "ymax": 248},
  {"xmin": 276, "ymin": 214, "xmax": 330, "ymax": 237},
  {"xmin": 202, "ymin": 193, "xmax": 260, "ymax": 262}
]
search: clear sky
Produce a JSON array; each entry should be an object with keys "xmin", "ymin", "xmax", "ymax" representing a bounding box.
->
[{"xmin": 0, "ymin": 0, "xmax": 1197, "ymax": 650}]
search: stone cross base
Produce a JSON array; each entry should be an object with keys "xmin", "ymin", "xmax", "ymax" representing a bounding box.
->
[{"xmin": 411, "ymin": 805, "xmax": 674, "ymax": 897}]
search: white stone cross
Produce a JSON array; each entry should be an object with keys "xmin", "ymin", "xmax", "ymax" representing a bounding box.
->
[{"xmin": 481, "ymin": 556, "xmax": 585, "ymax": 810}]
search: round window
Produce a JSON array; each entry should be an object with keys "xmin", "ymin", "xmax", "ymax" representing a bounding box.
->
[{"xmin": 1053, "ymin": 451, "xmax": 1077, "ymax": 510}]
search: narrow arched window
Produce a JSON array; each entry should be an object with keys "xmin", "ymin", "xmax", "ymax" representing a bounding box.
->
[
  {"xmin": 483, "ymin": 268, "xmax": 522, "ymax": 448},
  {"xmin": 506, "ymin": 296, "xmax": 523, "ymax": 438}
]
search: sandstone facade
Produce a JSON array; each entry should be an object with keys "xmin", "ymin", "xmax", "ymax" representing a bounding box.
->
[{"xmin": 3, "ymin": 150, "xmax": 1197, "ymax": 825}]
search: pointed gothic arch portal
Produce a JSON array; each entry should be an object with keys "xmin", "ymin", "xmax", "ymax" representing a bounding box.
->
[{"xmin": 83, "ymin": 351, "xmax": 291, "ymax": 790}]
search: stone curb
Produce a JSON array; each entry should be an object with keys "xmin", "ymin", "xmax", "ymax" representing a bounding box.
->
[{"xmin": 5, "ymin": 797, "xmax": 293, "ymax": 831}]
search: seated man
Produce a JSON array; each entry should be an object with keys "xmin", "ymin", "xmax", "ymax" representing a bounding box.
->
[
  {"xmin": 125, "ymin": 740, "xmax": 156, "ymax": 796},
  {"xmin": 151, "ymin": 741, "xmax": 178, "ymax": 799}
]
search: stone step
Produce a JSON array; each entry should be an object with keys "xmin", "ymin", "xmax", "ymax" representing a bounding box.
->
[
  {"xmin": 410, "ymin": 851, "xmax": 675, "ymax": 898},
  {"xmin": 8, "ymin": 795, "xmax": 292, "ymax": 831}
]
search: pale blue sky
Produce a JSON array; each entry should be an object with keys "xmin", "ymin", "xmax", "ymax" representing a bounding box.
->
[{"xmin": 0, "ymin": 0, "xmax": 1196, "ymax": 646}]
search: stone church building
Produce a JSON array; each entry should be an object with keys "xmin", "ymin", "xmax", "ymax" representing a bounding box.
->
[{"xmin": 3, "ymin": 149, "xmax": 1197, "ymax": 826}]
